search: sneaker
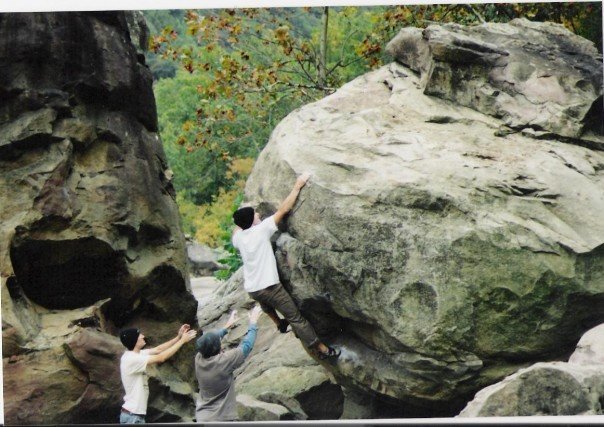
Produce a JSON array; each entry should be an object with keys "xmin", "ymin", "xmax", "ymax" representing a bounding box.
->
[{"xmin": 278, "ymin": 319, "xmax": 289, "ymax": 333}]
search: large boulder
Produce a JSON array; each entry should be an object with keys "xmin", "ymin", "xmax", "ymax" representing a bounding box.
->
[
  {"xmin": 3, "ymin": 312, "xmax": 123, "ymax": 424},
  {"xmin": 243, "ymin": 20, "xmax": 604, "ymax": 416},
  {"xmin": 186, "ymin": 239, "xmax": 226, "ymax": 277},
  {"xmin": 458, "ymin": 323, "xmax": 604, "ymax": 416},
  {"xmin": 196, "ymin": 271, "xmax": 344, "ymax": 421},
  {"xmin": 569, "ymin": 322, "xmax": 604, "ymax": 365},
  {"xmin": 458, "ymin": 362, "xmax": 604, "ymax": 416},
  {"xmin": 0, "ymin": 12, "xmax": 198, "ymax": 424},
  {"xmin": 386, "ymin": 18, "xmax": 603, "ymax": 141}
]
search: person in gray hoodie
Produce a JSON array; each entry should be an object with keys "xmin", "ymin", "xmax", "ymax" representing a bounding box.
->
[{"xmin": 194, "ymin": 305, "xmax": 263, "ymax": 422}]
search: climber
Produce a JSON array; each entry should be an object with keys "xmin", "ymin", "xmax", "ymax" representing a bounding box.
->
[
  {"xmin": 194, "ymin": 306, "xmax": 261, "ymax": 422},
  {"xmin": 232, "ymin": 172, "xmax": 340, "ymax": 360},
  {"xmin": 119, "ymin": 324, "xmax": 197, "ymax": 424}
]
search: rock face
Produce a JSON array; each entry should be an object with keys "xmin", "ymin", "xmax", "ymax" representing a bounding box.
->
[
  {"xmin": 0, "ymin": 12, "xmax": 198, "ymax": 424},
  {"xmin": 458, "ymin": 323, "xmax": 604, "ymax": 416},
  {"xmin": 3, "ymin": 328, "xmax": 124, "ymax": 424},
  {"xmin": 568, "ymin": 321, "xmax": 604, "ymax": 365},
  {"xmin": 386, "ymin": 18, "xmax": 602, "ymax": 141},
  {"xmin": 458, "ymin": 362, "xmax": 604, "ymax": 416},
  {"xmin": 186, "ymin": 239, "xmax": 226, "ymax": 277},
  {"xmin": 244, "ymin": 19, "xmax": 604, "ymax": 416},
  {"xmin": 197, "ymin": 271, "xmax": 345, "ymax": 421}
]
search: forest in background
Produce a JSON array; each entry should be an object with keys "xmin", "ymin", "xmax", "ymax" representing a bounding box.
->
[{"xmin": 143, "ymin": 3, "xmax": 602, "ymax": 278}]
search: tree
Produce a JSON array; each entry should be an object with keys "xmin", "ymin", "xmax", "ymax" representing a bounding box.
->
[
  {"xmin": 144, "ymin": 10, "xmax": 191, "ymax": 80},
  {"xmin": 318, "ymin": 7, "xmax": 328, "ymax": 91},
  {"xmin": 152, "ymin": 4, "xmax": 601, "ymax": 157},
  {"xmin": 150, "ymin": 7, "xmax": 390, "ymax": 156},
  {"xmin": 147, "ymin": 4, "xmax": 601, "ymax": 251},
  {"xmin": 367, "ymin": 3, "xmax": 602, "ymax": 55}
]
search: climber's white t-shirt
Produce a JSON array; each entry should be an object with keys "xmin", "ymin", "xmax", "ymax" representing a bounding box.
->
[
  {"xmin": 232, "ymin": 215, "xmax": 280, "ymax": 293},
  {"xmin": 120, "ymin": 349, "xmax": 151, "ymax": 415}
]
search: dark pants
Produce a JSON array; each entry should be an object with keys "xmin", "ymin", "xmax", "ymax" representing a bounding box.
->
[{"xmin": 249, "ymin": 283, "xmax": 319, "ymax": 347}]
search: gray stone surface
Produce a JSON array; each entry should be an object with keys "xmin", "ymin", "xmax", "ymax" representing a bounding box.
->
[
  {"xmin": 191, "ymin": 275, "xmax": 220, "ymax": 319},
  {"xmin": 386, "ymin": 19, "xmax": 603, "ymax": 141},
  {"xmin": 243, "ymin": 20, "xmax": 604, "ymax": 415},
  {"xmin": 187, "ymin": 240, "xmax": 226, "ymax": 277},
  {"xmin": 196, "ymin": 271, "xmax": 344, "ymax": 420},
  {"xmin": 569, "ymin": 323, "xmax": 604, "ymax": 366},
  {"xmin": 237, "ymin": 394, "xmax": 297, "ymax": 421},
  {"xmin": 459, "ymin": 323, "xmax": 604, "ymax": 417},
  {"xmin": 458, "ymin": 362, "xmax": 604, "ymax": 416},
  {"xmin": 0, "ymin": 12, "xmax": 198, "ymax": 424}
]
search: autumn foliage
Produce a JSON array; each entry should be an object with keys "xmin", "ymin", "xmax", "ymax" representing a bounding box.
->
[{"xmin": 146, "ymin": 4, "xmax": 601, "ymax": 272}]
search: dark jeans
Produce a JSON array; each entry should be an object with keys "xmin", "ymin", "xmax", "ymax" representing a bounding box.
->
[{"xmin": 249, "ymin": 283, "xmax": 319, "ymax": 347}]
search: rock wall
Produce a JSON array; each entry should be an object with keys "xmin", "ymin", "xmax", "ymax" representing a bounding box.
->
[
  {"xmin": 386, "ymin": 19, "xmax": 602, "ymax": 141},
  {"xmin": 196, "ymin": 271, "xmax": 345, "ymax": 421},
  {"xmin": 186, "ymin": 239, "xmax": 226, "ymax": 277},
  {"xmin": 459, "ymin": 323, "xmax": 604, "ymax": 416},
  {"xmin": 0, "ymin": 12, "xmax": 198, "ymax": 424},
  {"xmin": 243, "ymin": 19, "xmax": 603, "ymax": 416}
]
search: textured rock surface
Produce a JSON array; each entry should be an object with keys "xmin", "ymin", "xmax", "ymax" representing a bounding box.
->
[
  {"xmin": 237, "ymin": 394, "xmax": 300, "ymax": 420},
  {"xmin": 459, "ymin": 323, "xmax": 604, "ymax": 416},
  {"xmin": 186, "ymin": 239, "xmax": 226, "ymax": 277},
  {"xmin": 0, "ymin": 12, "xmax": 198, "ymax": 424},
  {"xmin": 458, "ymin": 362, "xmax": 604, "ymax": 416},
  {"xmin": 569, "ymin": 323, "xmax": 604, "ymax": 365},
  {"xmin": 244, "ymin": 20, "xmax": 604, "ymax": 416},
  {"xmin": 197, "ymin": 271, "xmax": 344, "ymax": 420},
  {"xmin": 6, "ymin": 328, "xmax": 127, "ymax": 423},
  {"xmin": 386, "ymin": 18, "xmax": 603, "ymax": 141}
]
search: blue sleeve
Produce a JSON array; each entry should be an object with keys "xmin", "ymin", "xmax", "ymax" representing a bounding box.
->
[
  {"xmin": 218, "ymin": 328, "xmax": 228, "ymax": 339},
  {"xmin": 239, "ymin": 324, "xmax": 258, "ymax": 358}
]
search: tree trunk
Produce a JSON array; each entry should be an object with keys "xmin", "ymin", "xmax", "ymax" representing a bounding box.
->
[{"xmin": 319, "ymin": 6, "xmax": 329, "ymax": 91}]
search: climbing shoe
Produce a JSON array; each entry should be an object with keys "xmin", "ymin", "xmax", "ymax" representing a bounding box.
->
[
  {"xmin": 278, "ymin": 319, "xmax": 289, "ymax": 333},
  {"xmin": 319, "ymin": 346, "xmax": 341, "ymax": 360}
]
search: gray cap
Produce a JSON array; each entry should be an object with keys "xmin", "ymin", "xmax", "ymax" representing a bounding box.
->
[{"xmin": 196, "ymin": 330, "xmax": 221, "ymax": 358}]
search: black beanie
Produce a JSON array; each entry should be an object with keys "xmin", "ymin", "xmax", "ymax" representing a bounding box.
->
[
  {"xmin": 233, "ymin": 207, "xmax": 255, "ymax": 230},
  {"xmin": 120, "ymin": 328, "xmax": 140, "ymax": 350},
  {"xmin": 196, "ymin": 330, "xmax": 221, "ymax": 358}
]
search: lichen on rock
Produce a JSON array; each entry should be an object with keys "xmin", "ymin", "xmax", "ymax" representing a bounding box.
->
[{"xmin": 243, "ymin": 19, "xmax": 603, "ymax": 417}]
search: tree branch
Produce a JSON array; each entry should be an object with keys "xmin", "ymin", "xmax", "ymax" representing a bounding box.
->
[{"xmin": 466, "ymin": 4, "xmax": 486, "ymax": 24}]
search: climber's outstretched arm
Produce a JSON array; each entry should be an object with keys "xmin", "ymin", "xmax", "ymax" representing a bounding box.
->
[{"xmin": 274, "ymin": 172, "xmax": 310, "ymax": 225}]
